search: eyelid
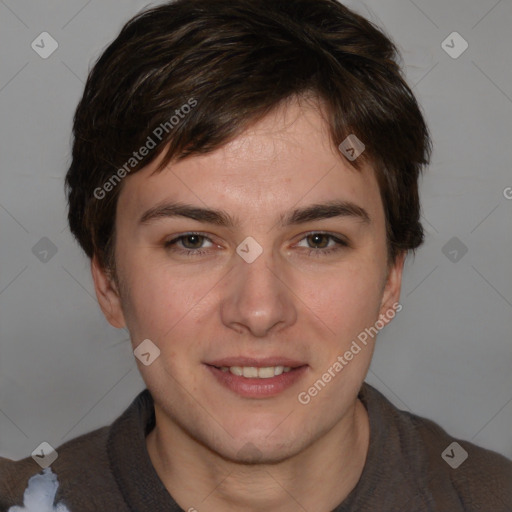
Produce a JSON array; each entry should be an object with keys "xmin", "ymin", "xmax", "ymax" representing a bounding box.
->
[
  {"xmin": 294, "ymin": 231, "xmax": 349, "ymax": 246},
  {"xmin": 164, "ymin": 231, "xmax": 350, "ymax": 257},
  {"xmin": 164, "ymin": 231, "xmax": 216, "ymax": 247},
  {"xmin": 164, "ymin": 231, "xmax": 348, "ymax": 245}
]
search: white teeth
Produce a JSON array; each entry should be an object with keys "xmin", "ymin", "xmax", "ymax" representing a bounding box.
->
[
  {"xmin": 219, "ymin": 366, "xmax": 293, "ymax": 378},
  {"xmin": 230, "ymin": 366, "xmax": 243, "ymax": 376},
  {"xmin": 257, "ymin": 366, "xmax": 282, "ymax": 378},
  {"xmin": 243, "ymin": 366, "xmax": 259, "ymax": 378}
]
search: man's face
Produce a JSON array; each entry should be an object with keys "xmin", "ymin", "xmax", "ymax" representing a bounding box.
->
[{"xmin": 93, "ymin": 97, "xmax": 403, "ymax": 463}]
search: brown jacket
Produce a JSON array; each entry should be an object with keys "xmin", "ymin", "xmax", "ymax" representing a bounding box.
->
[{"xmin": 1, "ymin": 383, "xmax": 511, "ymax": 511}]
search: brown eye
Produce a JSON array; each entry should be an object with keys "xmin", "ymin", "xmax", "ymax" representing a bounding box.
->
[
  {"xmin": 306, "ymin": 233, "xmax": 330, "ymax": 249},
  {"xmin": 164, "ymin": 233, "xmax": 215, "ymax": 256},
  {"xmin": 296, "ymin": 232, "xmax": 349, "ymax": 257},
  {"xmin": 180, "ymin": 234, "xmax": 206, "ymax": 249}
]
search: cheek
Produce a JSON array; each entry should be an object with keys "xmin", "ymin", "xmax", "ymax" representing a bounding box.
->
[
  {"xmin": 304, "ymin": 262, "xmax": 384, "ymax": 342},
  {"xmin": 118, "ymin": 257, "xmax": 219, "ymax": 342}
]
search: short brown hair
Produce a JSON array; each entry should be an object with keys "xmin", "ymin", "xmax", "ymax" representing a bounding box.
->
[{"xmin": 65, "ymin": 0, "xmax": 431, "ymax": 273}]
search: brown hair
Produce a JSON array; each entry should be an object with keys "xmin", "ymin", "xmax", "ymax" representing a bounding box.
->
[{"xmin": 65, "ymin": 0, "xmax": 431, "ymax": 273}]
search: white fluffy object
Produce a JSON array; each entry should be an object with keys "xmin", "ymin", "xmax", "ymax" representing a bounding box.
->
[{"xmin": 8, "ymin": 467, "xmax": 71, "ymax": 512}]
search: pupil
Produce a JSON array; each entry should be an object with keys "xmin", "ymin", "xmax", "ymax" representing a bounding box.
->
[
  {"xmin": 185, "ymin": 235, "xmax": 202, "ymax": 248},
  {"xmin": 309, "ymin": 234, "xmax": 327, "ymax": 248}
]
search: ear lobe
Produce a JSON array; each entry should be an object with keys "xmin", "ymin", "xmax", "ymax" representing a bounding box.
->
[
  {"xmin": 378, "ymin": 251, "xmax": 406, "ymax": 327},
  {"xmin": 90, "ymin": 255, "xmax": 126, "ymax": 329}
]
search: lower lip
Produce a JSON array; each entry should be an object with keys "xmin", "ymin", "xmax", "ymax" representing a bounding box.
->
[{"xmin": 205, "ymin": 365, "xmax": 309, "ymax": 398}]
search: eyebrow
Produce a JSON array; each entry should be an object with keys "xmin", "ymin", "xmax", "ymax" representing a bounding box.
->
[{"xmin": 139, "ymin": 199, "xmax": 371, "ymax": 227}]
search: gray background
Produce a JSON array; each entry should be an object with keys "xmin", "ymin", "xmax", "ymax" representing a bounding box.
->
[{"xmin": 0, "ymin": 0, "xmax": 511, "ymax": 462}]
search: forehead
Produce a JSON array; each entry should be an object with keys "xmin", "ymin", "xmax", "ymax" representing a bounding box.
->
[{"xmin": 116, "ymin": 99, "xmax": 383, "ymax": 226}]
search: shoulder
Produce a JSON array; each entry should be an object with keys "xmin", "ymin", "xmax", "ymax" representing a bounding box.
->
[
  {"xmin": 411, "ymin": 411, "xmax": 512, "ymax": 509},
  {"xmin": 0, "ymin": 389, "xmax": 153, "ymax": 511},
  {"xmin": 0, "ymin": 425, "xmax": 121, "ymax": 511},
  {"xmin": 361, "ymin": 383, "xmax": 512, "ymax": 510}
]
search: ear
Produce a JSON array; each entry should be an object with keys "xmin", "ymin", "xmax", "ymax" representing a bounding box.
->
[
  {"xmin": 91, "ymin": 254, "xmax": 126, "ymax": 329},
  {"xmin": 377, "ymin": 251, "xmax": 406, "ymax": 326}
]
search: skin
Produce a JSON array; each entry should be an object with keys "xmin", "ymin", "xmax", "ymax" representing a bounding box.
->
[{"xmin": 92, "ymin": 95, "xmax": 405, "ymax": 512}]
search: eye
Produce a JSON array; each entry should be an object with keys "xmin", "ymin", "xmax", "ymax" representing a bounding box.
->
[
  {"xmin": 163, "ymin": 231, "xmax": 349, "ymax": 259},
  {"xmin": 164, "ymin": 233, "xmax": 215, "ymax": 256},
  {"xmin": 296, "ymin": 233, "xmax": 349, "ymax": 256}
]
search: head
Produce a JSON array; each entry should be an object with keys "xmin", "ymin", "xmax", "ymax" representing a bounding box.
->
[{"xmin": 65, "ymin": 0, "xmax": 431, "ymax": 462}]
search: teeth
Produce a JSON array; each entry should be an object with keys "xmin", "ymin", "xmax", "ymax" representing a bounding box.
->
[
  {"xmin": 243, "ymin": 366, "xmax": 259, "ymax": 378},
  {"xmin": 219, "ymin": 366, "xmax": 293, "ymax": 378},
  {"xmin": 230, "ymin": 366, "xmax": 243, "ymax": 376}
]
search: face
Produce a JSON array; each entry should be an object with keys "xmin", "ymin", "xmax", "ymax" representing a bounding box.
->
[{"xmin": 92, "ymin": 96, "xmax": 404, "ymax": 464}]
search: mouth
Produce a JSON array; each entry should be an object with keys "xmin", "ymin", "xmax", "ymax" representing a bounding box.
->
[
  {"xmin": 208, "ymin": 364, "xmax": 299, "ymax": 379},
  {"xmin": 204, "ymin": 359, "xmax": 309, "ymax": 398},
  {"xmin": 205, "ymin": 357, "xmax": 307, "ymax": 379}
]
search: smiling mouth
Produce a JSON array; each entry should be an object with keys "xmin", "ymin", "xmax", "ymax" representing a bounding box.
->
[
  {"xmin": 208, "ymin": 364, "xmax": 307, "ymax": 379},
  {"xmin": 206, "ymin": 363, "xmax": 309, "ymax": 398},
  {"xmin": 212, "ymin": 365, "xmax": 291, "ymax": 378}
]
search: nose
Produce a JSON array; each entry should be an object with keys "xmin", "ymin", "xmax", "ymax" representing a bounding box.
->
[{"xmin": 219, "ymin": 245, "xmax": 297, "ymax": 337}]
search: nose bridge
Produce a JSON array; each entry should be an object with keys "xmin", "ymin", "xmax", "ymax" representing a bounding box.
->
[
  {"xmin": 236, "ymin": 237, "xmax": 281, "ymax": 303},
  {"xmin": 220, "ymin": 235, "xmax": 296, "ymax": 336}
]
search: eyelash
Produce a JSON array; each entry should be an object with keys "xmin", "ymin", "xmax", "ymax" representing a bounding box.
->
[{"xmin": 163, "ymin": 232, "xmax": 349, "ymax": 258}]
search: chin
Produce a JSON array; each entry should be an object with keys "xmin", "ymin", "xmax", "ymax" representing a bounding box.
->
[
  {"xmin": 219, "ymin": 440, "xmax": 298, "ymax": 466},
  {"xmin": 206, "ymin": 427, "xmax": 305, "ymax": 466}
]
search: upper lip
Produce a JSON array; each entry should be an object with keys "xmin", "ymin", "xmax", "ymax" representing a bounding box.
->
[{"xmin": 206, "ymin": 357, "xmax": 307, "ymax": 368}]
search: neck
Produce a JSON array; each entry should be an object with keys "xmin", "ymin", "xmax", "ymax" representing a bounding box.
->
[{"xmin": 146, "ymin": 398, "xmax": 370, "ymax": 512}]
